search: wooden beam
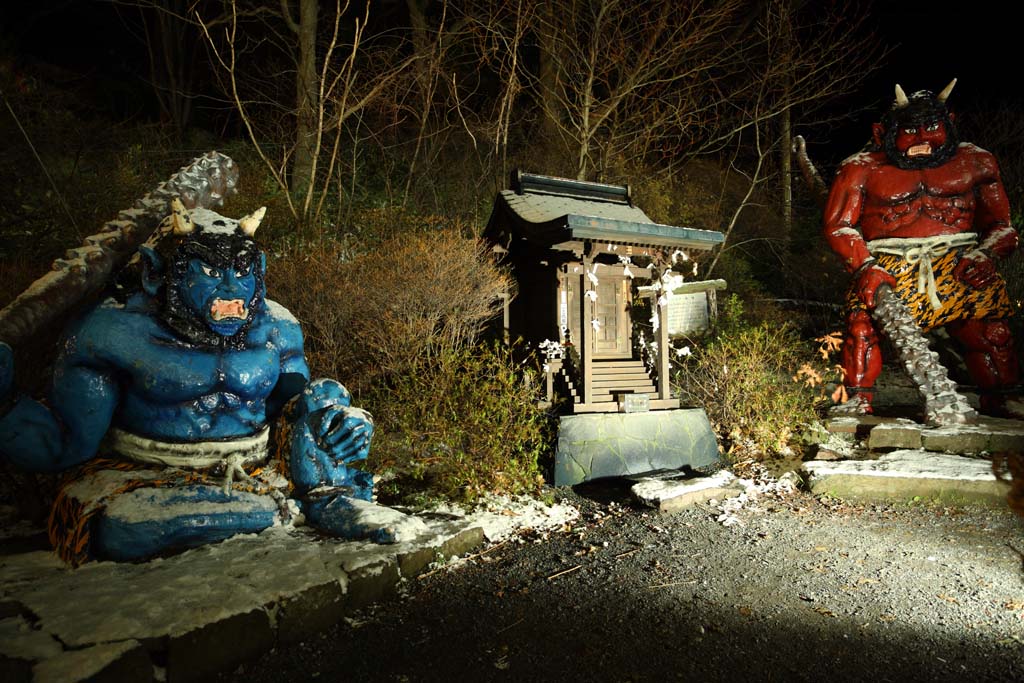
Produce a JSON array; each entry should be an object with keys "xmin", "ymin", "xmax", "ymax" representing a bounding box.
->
[
  {"xmin": 580, "ymin": 257, "xmax": 593, "ymax": 405},
  {"xmin": 656, "ymin": 293, "xmax": 671, "ymax": 401}
]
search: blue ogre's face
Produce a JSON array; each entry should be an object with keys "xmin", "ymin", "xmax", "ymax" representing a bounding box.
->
[{"xmin": 180, "ymin": 257, "xmax": 258, "ymax": 337}]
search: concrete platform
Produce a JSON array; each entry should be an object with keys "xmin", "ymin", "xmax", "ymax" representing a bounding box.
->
[
  {"xmin": 0, "ymin": 498, "xmax": 578, "ymax": 683},
  {"xmin": 554, "ymin": 409, "xmax": 719, "ymax": 486},
  {"xmin": 802, "ymin": 450, "xmax": 1011, "ymax": 506}
]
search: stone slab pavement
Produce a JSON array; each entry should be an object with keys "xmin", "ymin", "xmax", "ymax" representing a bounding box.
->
[
  {"xmin": 0, "ymin": 498, "xmax": 578, "ymax": 683},
  {"xmin": 628, "ymin": 469, "xmax": 744, "ymax": 512},
  {"xmin": 801, "ymin": 450, "xmax": 1013, "ymax": 507},
  {"xmin": 627, "ymin": 426, "xmax": 1016, "ymax": 516}
]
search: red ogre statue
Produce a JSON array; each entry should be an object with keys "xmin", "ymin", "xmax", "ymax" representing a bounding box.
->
[{"xmin": 824, "ymin": 80, "xmax": 1020, "ymax": 416}]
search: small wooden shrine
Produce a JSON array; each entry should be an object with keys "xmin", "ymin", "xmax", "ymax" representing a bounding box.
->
[{"xmin": 485, "ymin": 171, "xmax": 725, "ymax": 415}]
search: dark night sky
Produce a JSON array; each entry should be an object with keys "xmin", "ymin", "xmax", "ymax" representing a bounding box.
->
[
  {"xmin": 0, "ymin": 0, "xmax": 1017, "ymax": 158},
  {"xmin": 835, "ymin": 0, "xmax": 1019, "ymax": 154}
]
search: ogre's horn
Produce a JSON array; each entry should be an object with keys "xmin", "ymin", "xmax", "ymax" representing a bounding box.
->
[
  {"xmin": 937, "ymin": 78, "xmax": 957, "ymax": 102},
  {"xmin": 238, "ymin": 206, "xmax": 266, "ymax": 237},
  {"xmin": 170, "ymin": 197, "xmax": 194, "ymax": 235},
  {"xmin": 894, "ymin": 83, "xmax": 909, "ymax": 108}
]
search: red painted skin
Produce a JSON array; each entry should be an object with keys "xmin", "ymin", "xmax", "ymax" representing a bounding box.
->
[{"xmin": 823, "ymin": 117, "xmax": 1020, "ymax": 414}]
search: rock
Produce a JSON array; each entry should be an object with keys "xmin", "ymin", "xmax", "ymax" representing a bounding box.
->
[
  {"xmin": 554, "ymin": 409, "xmax": 719, "ymax": 486},
  {"xmin": 868, "ymin": 419, "xmax": 923, "ymax": 451},
  {"xmin": 920, "ymin": 418, "xmax": 1024, "ymax": 454},
  {"xmin": 801, "ymin": 450, "xmax": 1010, "ymax": 506},
  {"xmin": 33, "ymin": 640, "xmax": 150, "ymax": 683},
  {"xmin": 630, "ymin": 470, "xmax": 742, "ymax": 512}
]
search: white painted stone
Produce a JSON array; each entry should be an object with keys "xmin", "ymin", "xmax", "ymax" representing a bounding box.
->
[
  {"xmin": 631, "ymin": 470, "xmax": 740, "ymax": 509},
  {"xmin": 803, "ymin": 450, "xmax": 999, "ymax": 482}
]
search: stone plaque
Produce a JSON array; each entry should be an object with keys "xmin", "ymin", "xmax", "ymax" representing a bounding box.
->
[
  {"xmin": 667, "ymin": 292, "xmax": 709, "ymax": 334},
  {"xmin": 619, "ymin": 393, "xmax": 650, "ymax": 413}
]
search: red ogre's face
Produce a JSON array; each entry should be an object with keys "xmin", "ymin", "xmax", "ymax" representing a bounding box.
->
[{"xmin": 893, "ymin": 120, "xmax": 948, "ymax": 159}]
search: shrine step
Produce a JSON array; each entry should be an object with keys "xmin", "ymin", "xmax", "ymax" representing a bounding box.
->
[{"xmin": 569, "ymin": 387, "xmax": 657, "ymax": 400}]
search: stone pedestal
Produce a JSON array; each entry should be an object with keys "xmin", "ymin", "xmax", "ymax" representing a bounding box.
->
[{"xmin": 553, "ymin": 409, "xmax": 719, "ymax": 486}]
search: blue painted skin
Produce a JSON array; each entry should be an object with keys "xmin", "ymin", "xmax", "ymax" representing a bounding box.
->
[{"xmin": 0, "ymin": 214, "xmax": 376, "ymax": 561}]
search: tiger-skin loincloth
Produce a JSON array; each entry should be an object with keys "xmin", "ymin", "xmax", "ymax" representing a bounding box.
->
[{"xmin": 845, "ymin": 247, "xmax": 1014, "ymax": 332}]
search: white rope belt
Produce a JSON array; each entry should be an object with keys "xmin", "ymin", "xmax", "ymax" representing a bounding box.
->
[
  {"xmin": 109, "ymin": 426, "xmax": 271, "ymax": 493},
  {"xmin": 867, "ymin": 233, "xmax": 977, "ymax": 310}
]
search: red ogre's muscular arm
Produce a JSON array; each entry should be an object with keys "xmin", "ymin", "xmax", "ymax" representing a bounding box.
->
[
  {"xmin": 953, "ymin": 145, "xmax": 1018, "ymax": 290},
  {"xmin": 823, "ymin": 154, "xmax": 895, "ymax": 308},
  {"xmin": 969, "ymin": 145, "xmax": 1018, "ymax": 258},
  {"xmin": 823, "ymin": 156, "xmax": 874, "ymax": 273}
]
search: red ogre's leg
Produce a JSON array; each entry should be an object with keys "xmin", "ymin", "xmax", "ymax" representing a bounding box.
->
[
  {"xmin": 841, "ymin": 310, "xmax": 884, "ymax": 411},
  {"xmin": 947, "ymin": 318, "xmax": 1020, "ymax": 415}
]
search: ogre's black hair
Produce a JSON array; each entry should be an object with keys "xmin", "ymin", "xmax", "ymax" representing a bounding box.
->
[
  {"xmin": 161, "ymin": 229, "xmax": 265, "ymax": 349},
  {"xmin": 880, "ymin": 90, "xmax": 959, "ymax": 170}
]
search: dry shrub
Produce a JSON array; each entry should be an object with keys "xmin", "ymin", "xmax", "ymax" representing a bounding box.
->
[
  {"xmin": 672, "ymin": 295, "xmax": 826, "ymax": 457},
  {"xmin": 266, "ymin": 237, "xmax": 357, "ymax": 379},
  {"xmin": 268, "ymin": 225, "xmax": 543, "ymax": 504},
  {"xmin": 267, "ymin": 226, "xmax": 512, "ymax": 393},
  {"xmin": 344, "ymin": 230, "xmax": 512, "ymax": 383},
  {"xmin": 367, "ymin": 342, "xmax": 548, "ymax": 504}
]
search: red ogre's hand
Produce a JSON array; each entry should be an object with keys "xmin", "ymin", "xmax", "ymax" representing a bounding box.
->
[
  {"xmin": 856, "ymin": 263, "xmax": 897, "ymax": 309},
  {"xmin": 954, "ymin": 249, "xmax": 998, "ymax": 290}
]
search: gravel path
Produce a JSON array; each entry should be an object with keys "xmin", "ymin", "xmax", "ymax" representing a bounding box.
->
[{"xmin": 225, "ymin": 481, "xmax": 1024, "ymax": 682}]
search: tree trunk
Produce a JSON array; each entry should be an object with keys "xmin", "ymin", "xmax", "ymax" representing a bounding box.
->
[
  {"xmin": 781, "ymin": 104, "xmax": 792, "ymax": 234},
  {"xmin": 779, "ymin": 0, "xmax": 793, "ymax": 236},
  {"xmin": 291, "ymin": 0, "xmax": 319, "ymax": 200},
  {"xmin": 403, "ymin": 0, "xmax": 434, "ymax": 204},
  {"xmin": 537, "ymin": 3, "xmax": 563, "ymax": 147}
]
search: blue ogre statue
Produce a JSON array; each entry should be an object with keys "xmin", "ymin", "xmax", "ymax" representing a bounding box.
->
[{"xmin": 0, "ymin": 199, "xmax": 420, "ymax": 564}]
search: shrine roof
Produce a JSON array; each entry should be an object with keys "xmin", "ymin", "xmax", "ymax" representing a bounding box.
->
[
  {"xmin": 486, "ymin": 172, "xmax": 723, "ymax": 252},
  {"xmin": 500, "ymin": 186, "xmax": 652, "ymax": 225}
]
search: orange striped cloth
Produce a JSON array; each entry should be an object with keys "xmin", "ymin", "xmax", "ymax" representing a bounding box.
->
[{"xmin": 846, "ymin": 248, "xmax": 1014, "ymax": 332}]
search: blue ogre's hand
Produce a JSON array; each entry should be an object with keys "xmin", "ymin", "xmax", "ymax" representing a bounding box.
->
[
  {"xmin": 288, "ymin": 377, "xmax": 373, "ymax": 498},
  {"xmin": 313, "ymin": 405, "xmax": 374, "ymax": 464}
]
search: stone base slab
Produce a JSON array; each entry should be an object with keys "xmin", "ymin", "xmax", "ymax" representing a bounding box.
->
[
  {"xmin": 0, "ymin": 498, "xmax": 577, "ymax": 683},
  {"xmin": 630, "ymin": 470, "xmax": 742, "ymax": 512},
  {"xmin": 554, "ymin": 409, "xmax": 720, "ymax": 486},
  {"xmin": 802, "ymin": 450, "xmax": 1011, "ymax": 507}
]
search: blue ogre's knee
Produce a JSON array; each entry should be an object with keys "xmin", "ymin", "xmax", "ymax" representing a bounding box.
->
[{"xmin": 91, "ymin": 485, "xmax": 280, "ymax": 562}]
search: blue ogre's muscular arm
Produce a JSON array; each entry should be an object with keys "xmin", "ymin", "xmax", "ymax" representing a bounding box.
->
[
  {"xmin": 0, "ymin": 315, "xmax": 120, "ymax": 472},
  {"xmin": 264, "ymin": 300, "xmax": 311, "ymax": 418}
]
